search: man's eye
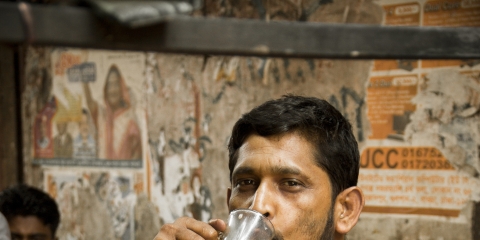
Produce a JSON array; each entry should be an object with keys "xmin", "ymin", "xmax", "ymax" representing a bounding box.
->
[
  {"xmin": 236, "ymin": 179, "xmax": 256, "ymax": 186},
  {"xmin": 286, "ymin": 181, "xmax": 299, "ymax": 186},
  {"xmin": 281, "ymin": 180, "xmax": 303, "ymax": 188},
  {"xmin": 234, "ymin": 179, "xmax": 258, "ymax": 190}
]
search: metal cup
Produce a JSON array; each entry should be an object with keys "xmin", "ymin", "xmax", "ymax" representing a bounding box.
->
[{"xmin": 220, "ymin": 209, "xmax": 275, "ymax": 240}]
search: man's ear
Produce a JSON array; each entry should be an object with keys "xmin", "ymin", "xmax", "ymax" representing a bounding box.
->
[
  {"xmin": 226, "ymin": 187, "xmax": 232, "ymax": 208},
  {"xmin": 333, "ymin": 186, "xmax": 365, "ymax": 234}
]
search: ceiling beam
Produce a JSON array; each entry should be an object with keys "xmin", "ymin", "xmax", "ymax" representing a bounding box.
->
[{"xmin": 1, "ymin": 2, "xmax": 479, "ymax": 59}]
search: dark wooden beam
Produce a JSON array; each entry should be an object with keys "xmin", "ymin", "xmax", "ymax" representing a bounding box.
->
[
  {"xmin": 0, "ymin": 45, "xmax": 21, "ymax": 190},
  {"xmin": 0, "ymin": 2, "xmax": 479, "ymax": 59}
]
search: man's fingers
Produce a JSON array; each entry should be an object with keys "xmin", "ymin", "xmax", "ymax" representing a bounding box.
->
[
  {"xmin": 182, "ymin": 217, "xmax": 218, "ymax": 239},
  {"xmin": 154, "ymin": 227, "xmax": 209, "ymax": 240},
  {"xmin": 153, "ymin": 217, "xmax": 219, "ymax": 240},
  {"xmin": 208, "ymin": 219, "xmax": 227, "ymax": 232},
  {"xmin": 154, "ymin": 223, "xmax": 178, "ymax": 240}
]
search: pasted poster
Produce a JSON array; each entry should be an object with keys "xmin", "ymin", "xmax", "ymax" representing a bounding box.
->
[
  {"xmin": 360, "ymin": 146, "xmax": 477, "ymax": 217},
  {"xmin": 44, "ymin": 170, "xmax": 140, "ymax": 240},
  {"xmin": 33, "ymin": 49, "xmax": 146, "ymax": 168},
  {"xmin": 360, "ymin": 0, "xmax": 480, "ymax": 220},
  {"xmin": 145, "ymin": 54, "xmax": 215, "ymax": 225}
]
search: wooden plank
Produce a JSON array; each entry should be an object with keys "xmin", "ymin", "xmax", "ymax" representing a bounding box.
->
[
  {"xmin": 474, "ymin": 201, "xmax": 480, "ymax": 240},
  {"xmin": 0, "ymin": 2, "xmax": 479, "ymax": 59},
  {"xmin": 0, "ymin": 45, "xmax": 20, "ymax": 190}
]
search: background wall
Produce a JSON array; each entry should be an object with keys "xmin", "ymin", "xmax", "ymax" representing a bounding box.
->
[{"xmin": 5, "ymin": 0, "xmax": 480, "ymax": 239}]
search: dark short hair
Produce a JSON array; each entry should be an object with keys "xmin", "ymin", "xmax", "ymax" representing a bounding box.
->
[
  {"xmin": 227, "ymin": 95, "xmax": 360, "ymax": 198},
  {"xmin": 0, "ymin": 184, "xmax": 60, "ymax": 236}
]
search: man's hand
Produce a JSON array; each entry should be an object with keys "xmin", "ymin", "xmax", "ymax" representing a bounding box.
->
[{"xmin": 154, "ymin": 217, "xmax": 227, "ymax": 240}]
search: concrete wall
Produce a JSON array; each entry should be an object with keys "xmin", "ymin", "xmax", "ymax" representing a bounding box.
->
[{"xmin": 11, "ymin": 0, "xmax": 480, "ymax": 239}]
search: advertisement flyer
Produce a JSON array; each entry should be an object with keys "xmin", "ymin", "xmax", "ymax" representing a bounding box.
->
[
  {"xmin": 359, "ymin": 146, "xmax": 476, "ymax": 217},
  {"xmin": 361, "ymin": 0, "xmax": 480, "ymax": 219}
]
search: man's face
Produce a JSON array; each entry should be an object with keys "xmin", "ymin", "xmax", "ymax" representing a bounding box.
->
[
  {"xmin": 228, "ymin": 133, "xmax": 335, "ymax": 240},
  {"xmin": 8, "ymin": 215, "xmax": 53, "ymax": 240},
  {"xmin": 105, "ymin": 71, "xmax": 122, "ymax": 108}
]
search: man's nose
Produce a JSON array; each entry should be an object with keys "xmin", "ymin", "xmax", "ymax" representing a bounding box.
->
[{"xmin": 249, "ymin": 181, "xmax": 275, "ymax": 218}]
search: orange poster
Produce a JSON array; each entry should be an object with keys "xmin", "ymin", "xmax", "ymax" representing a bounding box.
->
[
  {"xmin": 423, "ymin": 0, "xmax": 480, "ymax": 27},
  {"xmin": 367, "ymin": 75, "xmax": 417, "ymax": 140},
  {"xmin": 363, "ymin": 0, "xmax": 480, "ymax": 220}
]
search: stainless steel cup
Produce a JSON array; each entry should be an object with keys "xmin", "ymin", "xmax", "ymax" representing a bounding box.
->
[{"xmin": 220, "ymin": 209, "xmax": 275, "ymax": 240}]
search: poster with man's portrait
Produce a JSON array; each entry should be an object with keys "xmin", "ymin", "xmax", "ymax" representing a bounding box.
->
[{"xmin": 32, "ymin": 49, "xmax": 146, "ymax": 168}]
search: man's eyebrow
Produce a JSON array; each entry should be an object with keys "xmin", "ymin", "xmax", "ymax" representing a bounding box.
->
[
  {"xmin": 29, "ymin": 233, "xmax": 48, "ymax": 238},
  {"xmin": 232, "ymin": 165, "xmax": 306, "ymax": 177},
  {"xmin": 232, "ymin": 166, "xmax": 255, "ymax": 178},
  {"xmin": 271, "ymin": 165, "xmax": 302, "ymax": 176},
  {"xmin": 29, "ymin": 234, "xmax": 49, "ymax": 240},
  {"xmin": 10, "ymin": 233, "xmax": 48, "ymax": 239}
]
